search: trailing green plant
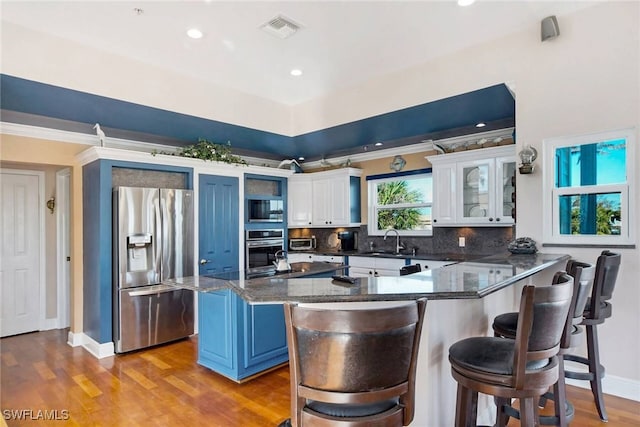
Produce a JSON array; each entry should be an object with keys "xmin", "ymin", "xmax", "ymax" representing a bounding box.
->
[{"xmin": 152, "ymin": 138, "xmax": 247, "ymax": 165}]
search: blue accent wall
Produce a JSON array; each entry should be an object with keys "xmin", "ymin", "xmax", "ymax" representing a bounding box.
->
[
  {"xmin": 1, "ymin": 74, "xmax": 514, "ymax": 159},
  {"xmin": 83, "ymin": 159, "xmax": 193, "ymax": 345}
]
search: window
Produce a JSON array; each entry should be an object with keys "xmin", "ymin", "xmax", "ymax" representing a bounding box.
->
[
  {"xmin": 367, "ymin": 170, "xmax": 433, "ymax": 236},
  {"xmin": 543, "ymin": 128, "xmax": 635, "ymax": 246}
]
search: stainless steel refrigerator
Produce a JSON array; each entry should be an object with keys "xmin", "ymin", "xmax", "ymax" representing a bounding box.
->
[{"xmin": 113, "ymin": 186, "xmax": 195, "ymax": 353}]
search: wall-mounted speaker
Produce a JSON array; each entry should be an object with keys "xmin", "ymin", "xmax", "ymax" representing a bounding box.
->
[{"xmin": 541, "ymin": 15, "xmax": 560, "ymax": 42}]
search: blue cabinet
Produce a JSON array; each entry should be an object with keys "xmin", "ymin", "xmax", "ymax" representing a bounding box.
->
[
  {"xmin": 197, "ymin": 173, "xmax": 288, "ymax": 381},
  {"xmin": 198, "ymin": 291, "xmax": 288, "ymax": 381}
]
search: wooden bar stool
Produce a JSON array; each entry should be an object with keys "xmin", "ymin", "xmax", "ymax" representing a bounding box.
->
[
  {"xmin": 279, "ymin": 299, "xmax": 427, "ymax": 427},
  {"xmin": 448, "ymin": 273, "xmax": 573, "ymax": 427},
  {"xmin": 564, "ymin": 250, "xmax": 621, "ymax": 422},
  {"xmin": 492, "ymin": 260, "xmax": 595, "ymax": 426}
]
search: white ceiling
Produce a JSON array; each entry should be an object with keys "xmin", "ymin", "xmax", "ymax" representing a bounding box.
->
[{"xmin": 1, "ymin": 1, "xmax": 597, "ymax": 106}]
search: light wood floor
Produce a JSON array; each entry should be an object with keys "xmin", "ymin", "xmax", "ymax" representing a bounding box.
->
[{"xmin": 1, "ymin": 329, "xmax": 638, "ymax": 426}]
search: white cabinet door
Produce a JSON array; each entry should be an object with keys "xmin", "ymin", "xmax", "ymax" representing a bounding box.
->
[
  {"xmin": 495, "ymin": 157, "xmax": 516, "ymax": 225},
  {"xmin": 312, "ymin": 176, "xmax": 350, "ymax": 226},
  {"xmin": 432, "ymin": 163, "xmax": 456, "ymax": 225},
  {"xmin": 348, "ymin": 266, "xmax": 374, "ymax": 277},
  {"xmin": 288, "ymin": 253, "xmax": 313, "ymax": 263},
  {"xmin": 428, "ymin": 145, "xmax": 516, "ymax": 227},
  {"xmin": 348, "ymin": 256, "xmax": 405, "ymax": 277},
  {"xmin": 457, "ymin": 159, "xmax": 496, "ymax": 225},
  {"xmin": 328, "ymin": 176, "xmax": 350, "ymax": 225},
  {"xmin": 313, "ymin": 255, "xmax": 344, "ymax": 263},
  {"xmin": 311, "ymin": 178, "xmax": 331, "ymax": 226},
  {"xmin": 409, "ymin": 259, "xmax": 456, "ymax": 270},
  {"xmin": 288, "ymin": 176, "xmax": 313, "ymax": 227}
]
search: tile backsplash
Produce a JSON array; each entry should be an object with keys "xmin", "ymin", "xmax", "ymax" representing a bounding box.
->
[{"xmin": 289, "ymin": 225, "xmax": 514, "ymax": 255}]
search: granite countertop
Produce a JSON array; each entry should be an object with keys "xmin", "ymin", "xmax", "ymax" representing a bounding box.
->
[
  {"xmin": 166, "ymin": 253, "xmax": 569, "ymax": 304},
  {"xmin": 164, "ymin": 261, "xmax": 346, "ymax": 294}
]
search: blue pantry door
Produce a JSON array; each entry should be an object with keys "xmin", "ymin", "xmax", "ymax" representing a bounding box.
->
[
  {"xmin": 198, "ymin": 174, "xmax": 239, "ymax": 274},
  {"xmin": 197, "ymin": 174, "xmax": 240, "ymax": 375}
]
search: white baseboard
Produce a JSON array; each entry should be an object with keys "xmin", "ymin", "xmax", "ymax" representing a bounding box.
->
[
  {"xmin": 564, "ymin": 361, "xmax": 640, "ymax": 402},
  {"xmin": 67, "ymin": 331, "xmax": 83, "ymax": 347},
  {"xmin": 67, "ymin": 331, "xmax": 115, "ymax": 359}
]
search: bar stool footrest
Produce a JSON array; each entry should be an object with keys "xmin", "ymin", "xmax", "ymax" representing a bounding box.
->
[
  {"xmin": 563, "ymin": 354, "xmax": 605, "ymax": 381},
  {"xmin": 499, "ymin": 392, "xmax": 575, "ymax": 426}
]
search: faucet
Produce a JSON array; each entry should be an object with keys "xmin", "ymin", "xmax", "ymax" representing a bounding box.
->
[{"xmin": 383, "ymin": 228, "xmax": 404, "ymax": 254}]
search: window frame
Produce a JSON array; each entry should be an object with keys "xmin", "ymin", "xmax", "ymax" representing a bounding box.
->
[
  {"xmin": 542, "ymin": 128, "xmax": 635, "ymax": 246},
  {"xmin": 367, "ymin": 169, "xmax": 433, "ymax": 237}
]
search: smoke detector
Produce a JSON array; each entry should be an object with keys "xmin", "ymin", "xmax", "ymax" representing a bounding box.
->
[{"xmin": 261, "ymin": 15, "xmax": 301, "ymax": 39}]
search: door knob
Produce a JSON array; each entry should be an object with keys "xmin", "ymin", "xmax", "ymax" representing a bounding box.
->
[{"xmin": 200, "ymin": 259, "xmax": 210, "ymax": 265}]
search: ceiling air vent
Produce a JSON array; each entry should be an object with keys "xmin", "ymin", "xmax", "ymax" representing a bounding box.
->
[{"xmin": 261, "ymin": 15, "xmax": 301, "ymax": 39}]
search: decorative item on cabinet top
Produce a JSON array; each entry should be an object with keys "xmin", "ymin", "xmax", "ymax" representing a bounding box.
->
[{"xmin": 151, "ymin": 138, "xmax": 247, "ymax": 165}]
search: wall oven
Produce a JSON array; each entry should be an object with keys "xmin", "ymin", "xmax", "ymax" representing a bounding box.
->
[{"xmin": 245, "ymin": 229, "xmax": 285, "ymax": 275}]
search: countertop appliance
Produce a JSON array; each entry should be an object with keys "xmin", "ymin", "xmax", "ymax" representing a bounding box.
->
[
  {"xmin": 246, "ymin": 229, "xmax": 285, "ymax": 276},
  {"xmin": 289, "ymin": 237, "xmax": 316, "ymax": 251},
  {"xmin": 113, "ymin": 187, "xmax": 194, "ymax": 353},
  {"xmin": 338, "ymin": 231, "xmax": 358, "ymax": 251}
]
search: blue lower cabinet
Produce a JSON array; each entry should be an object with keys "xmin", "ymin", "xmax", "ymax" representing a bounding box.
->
[{"xmin": 198, "ymin": 291, "xmax": 288, "ymax": 381}]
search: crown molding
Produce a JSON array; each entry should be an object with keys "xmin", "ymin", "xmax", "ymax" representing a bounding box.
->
[
  {"xmin": 301, "ymin": 127, "xmax": 514, "ymax": 170},
  {"xmin": 1, "ymin": 121, "xmax": 282, "ymax": 168}
]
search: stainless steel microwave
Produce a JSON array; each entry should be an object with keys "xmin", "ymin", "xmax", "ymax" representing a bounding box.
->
[
  {"xmin": 248, "ymin": 199, "xmax": 283, "ymax": 222},
  {"xmin": 289, "ymin": 237, "xmax": 316, "ymax": 251}
]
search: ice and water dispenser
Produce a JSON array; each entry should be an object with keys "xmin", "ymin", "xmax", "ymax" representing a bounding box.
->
[{"xmin": 126, "ymin": 233, "xmax": 155, "ymax": 280}]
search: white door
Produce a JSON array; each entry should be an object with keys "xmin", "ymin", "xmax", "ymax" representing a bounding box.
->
[{"xmin": 1, "ymin": 170, "xmax": 42, "ymax": 337}]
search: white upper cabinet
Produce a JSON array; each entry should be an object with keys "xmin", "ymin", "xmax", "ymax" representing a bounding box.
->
[
  {"xmin": 288, "ymin": 168, "xmax": 362, "ymax": 228},
  {"xmin": 428, "ymin": 145, "xmax": 516, "ymax": 227},
  {"xmin": 287, "ymin": 174, "xmax": 313, "ymax": 226}
]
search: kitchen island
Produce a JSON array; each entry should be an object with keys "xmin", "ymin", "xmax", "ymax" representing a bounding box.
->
[
  {"xmin": 169, "ymin": 252, "xmax": 567, "ymax": 302},
  {"xmin": 166, "ymin": 252, "xmax": 568, "ymax": 425}
]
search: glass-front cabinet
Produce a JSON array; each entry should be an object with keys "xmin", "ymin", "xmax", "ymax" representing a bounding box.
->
[
  {"xmin": 459, "ymin": 160, "xmax": 493, "ymax": 224},
  {"xmin": 428, "ymin": 145, "xmax": 516, "ymax": 227}
]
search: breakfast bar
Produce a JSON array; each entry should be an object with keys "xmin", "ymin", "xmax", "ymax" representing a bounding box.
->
[{"xmin": 166, "ymin": 252, "xmax": 568, "ymax": 426}]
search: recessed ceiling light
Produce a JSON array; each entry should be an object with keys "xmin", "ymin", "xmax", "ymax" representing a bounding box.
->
[
  {"xmin": 290, "ymin": 69, "xmax": 303, "ymax": 77},
  {"xmin": 374, "ymin": 142, "xmax": 383, "ymax": 147},
  {"xmin": 187, "ymin": 28, "xmax": 203, "ymax": 39},
  {"xmin": 475, "ymin": 122, "xmax": 486, "ymax": 128},
  {"xmin": 457, "ymin": 0, "xmax": 475, "ymax": 6}
]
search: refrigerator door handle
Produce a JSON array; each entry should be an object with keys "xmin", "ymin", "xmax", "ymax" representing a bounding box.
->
[{"xmin": 128, "ymin": 284, "xmax": 177, "ymax": 297}]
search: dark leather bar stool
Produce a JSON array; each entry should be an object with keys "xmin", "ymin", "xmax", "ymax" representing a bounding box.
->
[
  {"xmin": 564, "ymin": 250, "xmax": 621, "ymax": 422},
  {"xmin": 449, "ymin": 273, "xmax": 573, "ymax": 427},
  {"xmin": 492, "ymin": 260, "xmax": 595, "ymax": 426},
  {"xmin": 279, "ymin": 299, "xmax": 427, "ymax": 427},
  {"xmin": 400, "ymin": 264, "xmax": 421, "ymax": 276}
]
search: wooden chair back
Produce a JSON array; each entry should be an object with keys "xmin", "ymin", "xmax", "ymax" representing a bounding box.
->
[
  {"xmin": 512, "ymin": 273, "xmax": 573, "ymax": 389},
  {"xmin": 586, "ymin": 250, "xmax": 621, "ymax": 320},
  {"xmin": 561, "ymin": 260, "xmax": 595, "ymax": 349},
  {"xmin": 284, "ymin": 299, "xmax": 427, "ymax": 427}
]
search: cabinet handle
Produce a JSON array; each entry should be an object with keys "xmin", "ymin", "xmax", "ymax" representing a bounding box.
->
[
  {"xmin": 433, "ymin": 219, "xmax": 437, "ymax": 223},
  {"xmin": 496, "ymin": 217, "xmax": 501, "ymax": 222},
  {"xmin": 489, "ymin": 217, "xmax": 494, "ymax": 222},
  {"xmin": 374, "ymin": 271, "xmax": 379, "ymax": 277},
  {"xmin": 369, "ymin": 271, "xmax": 373, "ymax": 275}
]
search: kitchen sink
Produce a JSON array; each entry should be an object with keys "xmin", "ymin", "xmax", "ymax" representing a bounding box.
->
[{"xmin": 361, "ymin": 251, "xmax": 406, "ymax": 257}]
